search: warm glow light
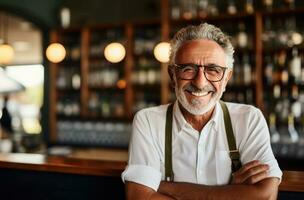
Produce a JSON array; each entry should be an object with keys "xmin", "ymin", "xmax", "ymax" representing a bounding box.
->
[
  {"xmin": 46, "ymin": 43, "xmax": 66, "ymax": 63},
  {"xmin": 104, "ymin": 42, "xmax": 126, "ymax": 63},
  {"xmin": 0, "ymin": 44, "xmax": 14, "ymax": 64},
  {"xmin": 117, "ymin": 79, "xmax": 127, "ymax": 89},
  {"xmin": 291, "ymin": 32, "xmax": 303, "ymax": 45},
  {"xmin": 154, "ymin": 42, "xmax": 170, "ymax": 63}
]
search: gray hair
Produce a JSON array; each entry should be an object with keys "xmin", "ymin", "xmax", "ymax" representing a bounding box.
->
[{"xmin": 169, "ymin": 23, "xmax": 234, "ymax": 68}]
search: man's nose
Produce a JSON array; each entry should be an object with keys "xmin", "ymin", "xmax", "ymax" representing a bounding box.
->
[{"xmin": 191, "ymin": 67, "xmax": 209, "ymax": 88}]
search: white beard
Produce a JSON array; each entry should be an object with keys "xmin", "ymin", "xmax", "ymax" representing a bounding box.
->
[{"xmin": 175, "ymin": 80, "xmax": 225, "ymax": 116}]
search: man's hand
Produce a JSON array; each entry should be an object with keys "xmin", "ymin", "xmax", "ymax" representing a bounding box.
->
[{"xmin": 231, "ymin": 160, "xmax": 269, "ymax": 185}]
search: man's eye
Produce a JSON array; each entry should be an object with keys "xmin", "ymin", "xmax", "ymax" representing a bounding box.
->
[
  {"xmin": 181, "ymin": 66, "xmax": 195, "ymax": 72},
  {"xmin": 206, "ymin": 66, "xmax": 221, "ymax": 73}
]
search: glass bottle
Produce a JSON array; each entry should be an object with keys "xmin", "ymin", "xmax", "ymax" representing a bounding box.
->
[
  {"xmin": 245, "ymin": 0, "xmax": 254, "ymax": 14},
  {"xmin": 264, "ymin": 55, "xmax": 273, "ymax": 85},
  {"xmin": 197, "ymin": 0, "xmax": 208, "ymax": 18},
  {"xmin": 297, "ymin": 116, "xmax": 304, "ymax": 158},
  {"xmin": 263, "ymin": 0, "xmax": 273, "ymax": 11},
  {"xmin": 227, "ymin": 0, "xmax": 237, "ymax": 15},
  {"xmin": 269, "ymin": 113, "xmax": 281, "ymax": 156},
  {"xmin": 289, "ymin": 48, "xmax": 301, "ymax": 84},
  {"xmin": 171, "ymin": 0, "xmax": 181, "ymax": 20},
  {"xmin": 180, "ymin": 0, "xmax": 197, "ymax": 20},
  {"xmin": 284, "ymin": 0, "xmax": 295, "ymax": 9},
  {"xmin": 262, "ymin": 17, "xmax": 275, "ymax": 50},
  {"xmin": 286, "ymin": 114, "xmax": 300, "ymax": 157},
  {"xmin": 242, "ymin": 54, "xmax": 252, "ymax": 85},
  {"xmin": 236, "ymin": 22, "xmax": 248, "ymax": 49},
  {"xmin": 208, "ymin": 0, "xmax": 218, "ymax": 16}
]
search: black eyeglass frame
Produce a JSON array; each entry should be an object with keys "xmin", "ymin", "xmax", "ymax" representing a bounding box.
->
[{"xmin": 171, "ymin": 63, "xmax": 228, "ymax": 82}]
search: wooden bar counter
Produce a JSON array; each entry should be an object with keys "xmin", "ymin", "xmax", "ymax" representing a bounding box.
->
[{"xmin": 0, "ymin": 150, "xmax": 303, "ymax": 199}]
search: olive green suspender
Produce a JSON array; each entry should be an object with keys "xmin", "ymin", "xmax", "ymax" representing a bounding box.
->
[{"xmin": 165, "ymin": 100, "xmax": 242, "ymax": 182}]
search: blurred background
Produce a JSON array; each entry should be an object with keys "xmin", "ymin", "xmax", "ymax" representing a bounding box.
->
[{"xmin": 0, "ymin": 0, "xmax": 304, "ymax": 171}]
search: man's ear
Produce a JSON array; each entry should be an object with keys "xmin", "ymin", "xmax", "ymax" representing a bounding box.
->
[
  {"xmin": 225, "ymin": 69, "xmax": 233, "ymax": 85},
  {"xmin": 168, "ymin": 65, "xmax": 175, "ymax": 89}
]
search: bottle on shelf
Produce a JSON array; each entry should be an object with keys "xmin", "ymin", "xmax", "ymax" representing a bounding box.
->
[
  {"xmin": 245, "ymin": 0, "xmax": 254, "ymax": 14},
  {"xmin": 289, "ymin": 48, "xmax": 302, "ymax": 84},
  {"xmin": 284, "ymin": 0, "xmax": 295, "ymax": 9},
  {"xmin": 171, "ymin": 0, "xmax": 181, "ymax": 20},
  {"xmin": 236, "ymin": 22, "xmax": 248, "ymax": 49},
  {"xmin": 263, "ymin": 0, "xmax": 273, "ymax": 11},
  {"xmin": 242, "ymin": 54, "xmax": 252, "ymax": 86},
  {"xmin": 286, "ymin": 17, "xmax": 303, "ymax": 47},
  {"xmin": 197, "ymin": 0, "xmax": 208, "ymax": 18},
  {"xmin": 264, "ymin": 55, "xmax": 274, "ymax": 86},
  {"xmin": 180, "ymin": 0, "xmax": 197, "ymax": 20},
  {"xmin": 297, "ymin": 116, "xmax": 304, "ymax": 158},
  {"xmin": 227, "ymin": 0, "xmax": 237, "ymax": 15},
  {"xmin": 269, "ymin": 113, "xmax": 281, "ymax": 156},
  {"xmin": 262, "ymin": 17, "xmax": 276, "ymax": 50},
  {"xmin": 207, "ymin": 0, "xmax": 218, "ymax": 16},
  {"xmin": 284, "ymin": 114, "xmax": 299, "ymax": 157}
]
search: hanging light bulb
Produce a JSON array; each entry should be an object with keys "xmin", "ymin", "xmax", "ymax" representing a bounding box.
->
[
  {"xmin": 0, "ymin": 12, "xmax": 14, "ymax": 65},
  {"xmin": 0, "ymin": 44, "xmax": 14, "ymax": 65},
  {"xmin": 104, "ymin": 42, "xmax": 126, "ymax": 63},
  {"xmin": 153, "ymin": 42, "xmax": 170, "ymax": 63},
  {"xmin": 46, "ymin": 43, "xmax": 66, "ymax": 63}
]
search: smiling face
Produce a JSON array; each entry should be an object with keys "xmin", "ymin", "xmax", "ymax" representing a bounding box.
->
[{"xmin": 173, "ymin": 39, "xmax": 232, "ymax": 116}]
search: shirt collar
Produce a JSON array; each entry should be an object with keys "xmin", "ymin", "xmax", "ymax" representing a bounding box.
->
[{"xmin": 173, "ymin": 100, "xmax": 221, "ymax": 133}]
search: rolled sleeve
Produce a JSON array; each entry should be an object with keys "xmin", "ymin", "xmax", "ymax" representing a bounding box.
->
[
  {"xmin": 240, "ymin": 108, "xmax": 282, "ymax": 181},
  {"xmin": 122, "ymin": 164, "xmax": 162, "ymax": 191},
  {"xmin": 265, "ymin": 159, "xmax": 283, "ymax": 182}
]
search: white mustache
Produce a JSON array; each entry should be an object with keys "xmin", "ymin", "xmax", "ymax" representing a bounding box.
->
[{"xmin": 184, "ymin": 84, "xmax": 215, "ymax": 93}]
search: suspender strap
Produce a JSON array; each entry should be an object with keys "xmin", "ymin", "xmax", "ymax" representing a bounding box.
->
[
  {"xmin": 164, "ymin": 101, "xmax": 242, "ymax": 182},
  {"xmin": 165, "ymin": 103, "xmax": 174, "ymax": 181},
  {"xmin": 219, "ymin": 100, "xmax": 242, "ymax": 173}
]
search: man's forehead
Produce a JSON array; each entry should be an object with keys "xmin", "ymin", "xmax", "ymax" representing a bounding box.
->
[{"xmin": 175, "ymin": 39, "xmax": 226, "ymax": 64}]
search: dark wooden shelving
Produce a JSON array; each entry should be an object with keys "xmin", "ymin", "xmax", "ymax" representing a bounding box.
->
[{"xmin": 48, "ymin": 0, "xmax": 304, "ymax": 148}]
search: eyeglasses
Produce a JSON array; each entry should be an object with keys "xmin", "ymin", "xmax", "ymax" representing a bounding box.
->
[{"xmin": 172, "ymin": 63, "xmax": 228, "ymax": 82}]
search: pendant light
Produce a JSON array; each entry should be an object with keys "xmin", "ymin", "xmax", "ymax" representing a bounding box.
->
[
  {"xmin": 46, "ymin": 43, "xmax": 66, "ymax": 63},
  {"xmin": 0, "ymin": 12, "xmax": 15, "ymax": 65},
  {"xmin": 153, "ymin": 42, "xmax": 170, "ymax": 63},
  {"xmin": 104, "ymin": 42, "xmax": 126, "ymax": 63}
]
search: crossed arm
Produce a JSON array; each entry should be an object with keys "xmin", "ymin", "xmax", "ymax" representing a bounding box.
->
[{"xmin": 125, "ymin": 161, "xmax": 280, "ymax": 200}]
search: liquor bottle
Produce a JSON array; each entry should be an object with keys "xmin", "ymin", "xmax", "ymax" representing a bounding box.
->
[
  {"xmin": 171, "ymin": 0, "xmax": 180, "ymax": 19},
  {"xmin": 227, "ymin": 0, "xmax": 237, "ymax": 15},
  {"xmin": 278, "ymin": 50, "xmax": 288, "ymax": 85},
  {"xmin": 264, "ymin": 55, "xmax": 273, "ymax": 85},
  {"xmin": 72, "ymin": 72, "xmax": 81, "ymax": 89},
  {"xmin": 236, "ymin": 22, "xmax": 248, "ymax": 49},
  {"xmin": 197, "ymin": 0, "xmax": 208, "ymax": 18},
  {"xmin": 286, "ymin": 114, "xmax": 300, "ymax": 157},
  {"xmin": 284, "ymin": 0, "xmax": 295, "ymax": 9},
  {"xmin": 276, "ymin": 19, "xmax": 288, "ymax": 48},
  {"xmin": 269, "ymin": 113, "xmax": 281, "ymax": 155},
  {"xmin": 262, "ymin": 17, "xmax": 275, "ymax": 50},
  {"xmin": 242, "ymin": 54, "xmax": 252, "ymax": 85},
  {"xmin": 245, "ymin": 89, "xmax": 253, "ymax": 104},
  {"xmin": 180, "ymin": 0, "xmax": 197, "ymax": 20},
  {"xmin": 297, "ymin": 116, "xmax": 304, "ymax": 158},
  {"xmin": 263, "ymin": 0, "xmax": 273, "ymax": 11},
  {"xmin": 289, "ymin": 48, "xmax": 301, "ymax": 84},
  {"xmin": 233, "ymin": 57, "xmax": 241, "ymax": 85},
  {"xmin": 208, "ymin": 0, "xmax": 218, "ymax": 16},
  {"xmin": 286, "ymin": 17, "xmax": 303, "ymax": 47},
  {"xmin": 245, "ymin": 0, "xmax": 254, "ymax": 14}
]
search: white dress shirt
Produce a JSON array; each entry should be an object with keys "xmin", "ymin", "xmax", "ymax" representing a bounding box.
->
[{"xmin": 122, "ymin": 101, "xmax": 282, "ymax": 191}]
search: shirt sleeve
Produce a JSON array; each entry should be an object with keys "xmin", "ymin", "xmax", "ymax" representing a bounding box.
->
[
  {"xmin": 121, "ymin": 110, "xmax": 162, "ymax": 191},
  {"xmin": 239, "ymin": 108, "xmax": 282, "ymax": 181}
]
